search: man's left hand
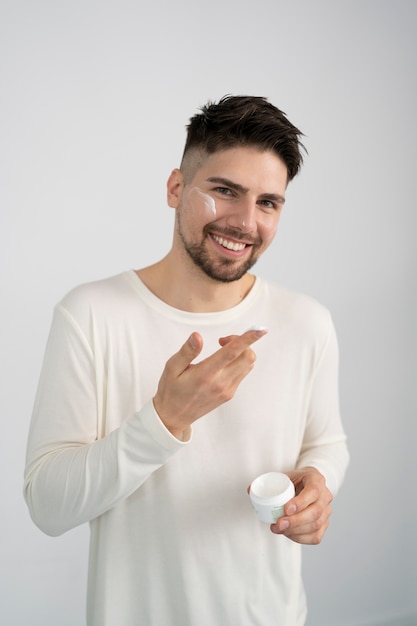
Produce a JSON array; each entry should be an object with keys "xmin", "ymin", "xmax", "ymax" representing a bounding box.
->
[{"xmin": 270, "ymin": 467, "xmax": 333, "ymax": 545}]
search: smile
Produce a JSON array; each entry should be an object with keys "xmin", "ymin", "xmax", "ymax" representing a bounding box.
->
[{"xmin": 211, "ymin": 234, "xmax": 248, "ymax": 252}]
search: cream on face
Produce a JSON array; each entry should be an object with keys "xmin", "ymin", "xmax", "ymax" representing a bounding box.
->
[
  {"xmin": 181, "ymin": 186, "xmax": 217, "ymax": 220},
  {"xmin": 180, "ymin": 185, "xmax": 252, "ymax": 233}
]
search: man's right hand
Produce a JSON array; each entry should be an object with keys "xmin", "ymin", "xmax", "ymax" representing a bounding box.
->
[{"xmin": 153, "ymin": 328, "xmax": 267, "ymax": 440}]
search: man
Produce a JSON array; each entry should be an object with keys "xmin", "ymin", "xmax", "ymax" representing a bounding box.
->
[{"xmin": 24, "ymin": 95, "xmax": 349, "ymax": 625}]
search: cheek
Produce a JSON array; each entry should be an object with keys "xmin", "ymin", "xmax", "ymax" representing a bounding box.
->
[
  {"xmin": 180, "ymin": 186, "xmax": 217, "ymax": 222},
  {"xmin": 258, "ymin": 215, "xmax": 280, "ymax": 247}
]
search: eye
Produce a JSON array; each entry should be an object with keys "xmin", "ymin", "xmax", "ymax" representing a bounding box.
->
[
  {"xmin": 258, "ymin": 197, "xmax": 285, "ymax": 212},
  {"xmin": 258, "ymin": 199, "xmax": 277, "ymax": 211},
  {"xmin": 214, "ymin": 186, "xmax": 234, "ymax": 196}
]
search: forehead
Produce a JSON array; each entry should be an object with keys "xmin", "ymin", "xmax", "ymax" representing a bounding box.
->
[{"xmin": 190, "ymin": 146, "xmax": 288, "ymax": 190}]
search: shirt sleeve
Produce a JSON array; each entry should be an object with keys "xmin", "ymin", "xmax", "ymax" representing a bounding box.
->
[
  {"xmin": 296, "ymin": 314, "xmax": 349, "ymax": 495},
  {"xmin": 23, "ymin": 306, "xmax": 189, "ymax": 537}
]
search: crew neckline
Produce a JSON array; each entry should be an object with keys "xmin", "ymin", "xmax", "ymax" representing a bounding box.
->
[{"xmin": 124, "ymin": 269, "xmax": 264, "ymax": 326}]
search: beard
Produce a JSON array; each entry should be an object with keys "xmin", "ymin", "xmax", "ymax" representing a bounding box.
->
[{"xmin": 177, "ymin": 219, "xmax": 262, "ymax": 283}]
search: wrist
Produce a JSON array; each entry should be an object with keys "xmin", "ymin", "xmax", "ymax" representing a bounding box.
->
[
  {"xmin": 171, "ymin": 427, "xmax": 192, "ymax": 442},
  {"xmin": 152, "ymin": 397, "xmax": 190, "ymax": 442}
]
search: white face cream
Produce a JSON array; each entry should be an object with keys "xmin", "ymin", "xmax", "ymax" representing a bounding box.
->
[
  {"xmin": 249, "ymin": 472, "xmax": 295, "ymax": 524},
  {"xmin": 181, "ymin": 186, "xmax": 217, "ymax": 220}
]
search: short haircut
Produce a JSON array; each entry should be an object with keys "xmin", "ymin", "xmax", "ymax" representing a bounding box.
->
[{"xmin": 181, "ymin": 95, "xmax": 305, "ymax": 183}]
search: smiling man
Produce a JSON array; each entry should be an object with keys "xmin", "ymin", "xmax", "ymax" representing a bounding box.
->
[
  {"xmin": 24, "ymin": 96, "xmax": 349, "ymax": 626},
  {"xmin": 171, "ymin": 147, "xmax": 286, "ymax": 284}
]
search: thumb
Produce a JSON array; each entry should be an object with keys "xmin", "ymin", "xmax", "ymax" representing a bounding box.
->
[
  {"xmin": 188, "ymin": 332, "xmax": 203, "ymax": 353},
  {"xmin": 170, "ymin": 332, "xmax": 203, "ymax": 376}
]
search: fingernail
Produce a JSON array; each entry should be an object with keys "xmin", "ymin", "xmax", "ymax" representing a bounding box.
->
[
  {"xmin": 189, "ymin": 334, "xmax": 199, "ymax": 350},
  {"xmin": 279, "ymin": 519, "xmax": 290, "ymax": 531},
  {"xmin": 287, "ymin": 504, "xmax": 297, "ymax": 515}
]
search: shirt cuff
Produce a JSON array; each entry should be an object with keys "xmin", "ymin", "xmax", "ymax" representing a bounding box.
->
[{"xmin": 139, "ymin": 400, "xmax": 192, "ymax": 451}]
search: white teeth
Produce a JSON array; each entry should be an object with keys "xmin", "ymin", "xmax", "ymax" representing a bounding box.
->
[{"xmin": 212, "ymin": 234, "xmax": 246, "ymax": 251}]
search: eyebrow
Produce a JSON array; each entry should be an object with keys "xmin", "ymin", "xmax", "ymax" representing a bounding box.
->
[{"xmin": 206, "ymin": 176, "xmax": 286, "ymax": 204}]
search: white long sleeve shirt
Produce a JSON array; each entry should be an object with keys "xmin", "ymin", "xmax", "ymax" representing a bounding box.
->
[{"xmin": 24, "ymin": 270, "xmax": 349, "ymax": 626}]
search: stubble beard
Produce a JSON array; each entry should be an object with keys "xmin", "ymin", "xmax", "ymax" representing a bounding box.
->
[{"xmin": 177, "ymin": 219, "xmax": 262, "ymax": 283}]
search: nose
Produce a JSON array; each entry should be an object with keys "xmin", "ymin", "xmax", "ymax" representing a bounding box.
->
[{"xmin": 225, "ymin": 199, "xmax": 256, "ymax": 233}]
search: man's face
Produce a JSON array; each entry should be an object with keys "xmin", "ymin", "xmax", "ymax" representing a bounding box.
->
[{"xmin": 171, "ymin": 146, "xmax": 288, "ymax": 283}]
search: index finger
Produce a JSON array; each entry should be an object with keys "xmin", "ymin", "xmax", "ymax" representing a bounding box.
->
[{"xmin": 208, "ymin": 328, "xmax": 268, "ymax": 370}]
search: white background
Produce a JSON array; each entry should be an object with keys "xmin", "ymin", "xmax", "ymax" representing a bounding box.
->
[{"xmin": 1, "ymin": 1, "xmax": 416, "ymax": 625}]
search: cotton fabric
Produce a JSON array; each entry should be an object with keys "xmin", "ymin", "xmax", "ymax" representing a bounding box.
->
[{"xmin": 24, "ymin": 271, "xmax": 349, "ymax": 625}]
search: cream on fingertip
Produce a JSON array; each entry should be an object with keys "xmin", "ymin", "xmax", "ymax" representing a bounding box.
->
[{"xmin": 247, "ymin": 325, "xmax": 268, "ymax": 332}]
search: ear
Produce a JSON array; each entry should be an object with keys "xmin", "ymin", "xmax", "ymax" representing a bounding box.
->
[{"xmin": 167, "ymin": 168, "xmax": 184, "ymax": 209}]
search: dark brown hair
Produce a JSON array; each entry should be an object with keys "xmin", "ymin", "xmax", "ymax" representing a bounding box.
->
[{"xmin": 181, "ymin": 95, "xmax": 305, "ymax": 182}]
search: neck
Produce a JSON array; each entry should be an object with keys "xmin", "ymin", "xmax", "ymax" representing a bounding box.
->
[{"xmin": 136, "ymin": 252, "xmax": 255, "ymax": 313}]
